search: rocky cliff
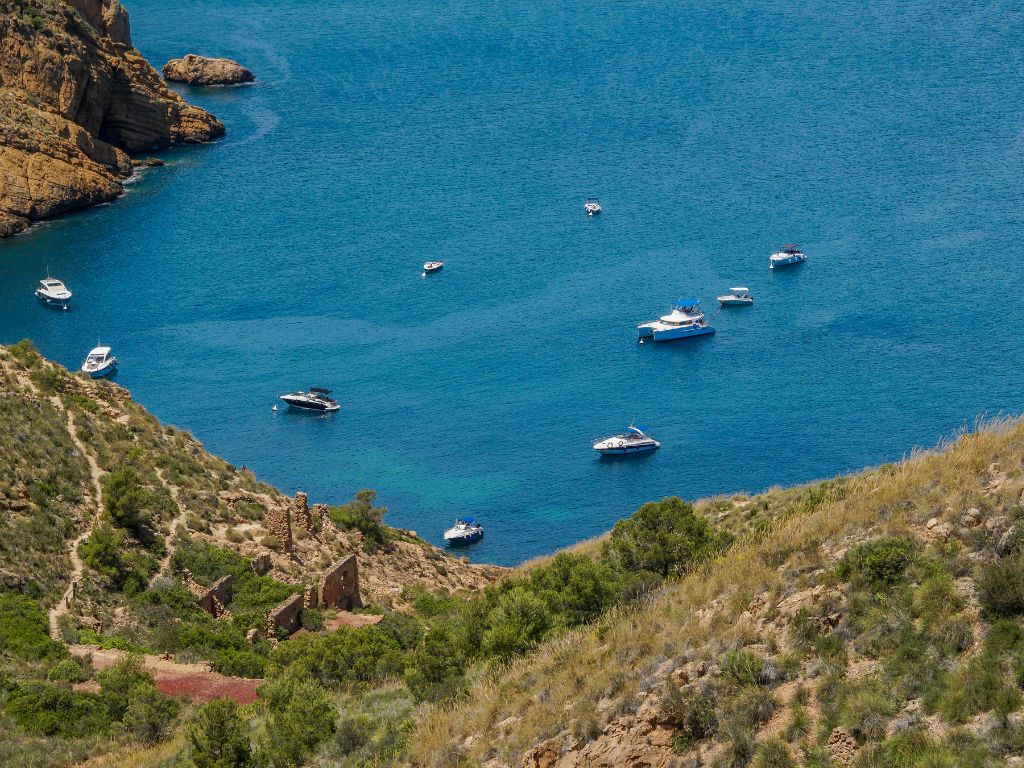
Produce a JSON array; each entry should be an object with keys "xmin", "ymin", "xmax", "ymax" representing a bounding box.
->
[{"xmin": 0, "ymin": 0, "xmax": 224, "ymax": 236}]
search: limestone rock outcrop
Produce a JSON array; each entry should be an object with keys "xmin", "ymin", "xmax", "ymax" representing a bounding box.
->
[
  {"xmin": 0, "ymin": 0, "xmax": 225, "ymax": 237},
  {"xmin": 162, "ymin": 54, "xmax": 254, "ymax": 86}
]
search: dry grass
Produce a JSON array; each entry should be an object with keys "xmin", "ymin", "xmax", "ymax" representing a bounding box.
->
[{"xmin": 406, "ymin": 417, "xmax": 1024, "ymax": 766}]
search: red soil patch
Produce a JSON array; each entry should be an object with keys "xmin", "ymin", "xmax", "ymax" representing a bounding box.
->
[{"xmin": 324, "ymin": 611, "xmax": 384, "ymax": 631}]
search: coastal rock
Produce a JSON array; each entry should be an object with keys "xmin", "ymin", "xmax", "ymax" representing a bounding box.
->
[
  {"xmin": 163, "ymin": 54, "xmax": 255, "ymax": 86},
  {"xmin": 0, "ymin": 0, "xmax": 224, "ymax": 237}
]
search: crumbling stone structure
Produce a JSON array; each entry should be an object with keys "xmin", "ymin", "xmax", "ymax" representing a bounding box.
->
[
  {"xmin": 251, "ymin": 552, "xmax": 272, "ymax": 575},
  {"xmin": 303, "ymin": 583, "xmax": 318, "ymax": 609},
  {"xmin": 310, "ymin": 503, "xmax": 329, "ymax": 528},
  {"xmin": 266, "ymin": 592, "xmax": 304, "ymax": 639},
  {"xmin": 293, "ymin": 491, "xmax": 312, "ymax": 530},
  {"xmin": 319, "ymin": 555, "xmax": 361, "ymax": 610},
  {"xmin": 265, "ymin": 503, "xmax": 293, "ymax": 552},
  {"xmin": 182, "ymin": 570, "xmax": 233, "ymax": 620}
]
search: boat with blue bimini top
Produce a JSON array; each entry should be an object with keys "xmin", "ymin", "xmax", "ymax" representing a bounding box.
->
[
  {"xmin": 444, "ymin": 518, "xmax": 484, "ymax": 546},
  {"xmin": 593, "ymin": 424, "xmax": 661, "ymax": 456},
  {"xmin": 770, "ymin": 244, "xmax": 806, "ymax": 269},
  {"xmin": 278, "ymin": 387, "xmax": 340, "ymax": 412},
  {"xmin": 637, "ymin": 299, "xmax": 715, "ymax": 342},
  {"xmin": 81, "ymin": 345, "xmax": 117, "ymax": 379},
  {"xmin": 35, "ymin": 276, "xmax": 72, "ymax": 309}
]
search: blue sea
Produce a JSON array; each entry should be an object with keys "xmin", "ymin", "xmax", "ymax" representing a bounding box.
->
[{"xmin": 2, "ymin": 0, "xmax": 1023, "ymax": 565}]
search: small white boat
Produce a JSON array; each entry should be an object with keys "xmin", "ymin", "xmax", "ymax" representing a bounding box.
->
[
  {"xmin": 81, "ymin": 345, "xmax": 117, "ymax": 379},
  {"xmin": 422, "ymin": 261, "xmax": 444, "ymax": 274},
  {"xmin": 770, "ymin": 244, "xmax": 806, "ymax": 269},
  {"xmin": 583, "ymin": 198, "xmax": 602, "ymax": 216},
  {"xmin": 717, "ymin": 287, "xmax": 754, "ymax": 306},
  {"xmin": 443, "ymin": 518, "xmax": 483, "ymax": 546},
  {"xmin": 637, "ymin": 299, "xmax": 715, "ymax": 342},
  {"xmin": 278, "ymin": 387, "xmax": 340, "ymax": 412},
  {"xmin": 593, "ymin": 424, "xmax": 660, "ymax": 456},
  {"xmin": 35, "ymin": 276, "xmax": 72, "ymax": 309}
]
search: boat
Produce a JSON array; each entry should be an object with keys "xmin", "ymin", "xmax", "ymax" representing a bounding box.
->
[
  {"xmin": 770, "ymin": 244, "xmax": 806, "ymax": 269},
  {"xmin": 443, "ymin": 518, "xmax": 484, "ymax": 546},
  {"xmin": 278, "ymin": 387, "xmax": 341, "ymax": 412},
  {"xmin": 592, "ymin": 424, "xmax": 660, "ymax": 456},
  {"xmin": 583, "ymin": 198, "xmax": 602, "ymax": 216},
  {"xmin": 636, "ymin": 299, "xmax": 715, "ymax": 342},
  {"xmin": 35, "ymin": 276, "xmax": 72, "ymax": 310},
  {"xmin": 717, "ymin": 287, "xmax": 754, "ymax": 306},
  {"xmin": 81, "ymin": 345, "xmax": 117, "ymax": 378},
  {"xmin": 422, "ymin": 261, "xmax": 444, "ymax": 274}
]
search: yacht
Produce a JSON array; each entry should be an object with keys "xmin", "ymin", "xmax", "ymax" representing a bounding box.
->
[
  {"xmin": 278, "ymin": 387, "xmax": 341, "ymax": 412},
  {"xmin": 770, "ymin": 244, "xmax": 806, "ymax": 269},
  {"xmin": 422, "ymin": 261, "xmax": 444, "ymax": 274},
  {"xmin": 35, "ymin": 277, "xmax": 72, "ymax": 309},
  {"xmin": 81, "ymin": 345, "xmax": 117, "ymax": 378},
  {"xmin": 637, "ymin": 299, "xmax": 715, "ymax": 342},
  {"xmin": 443, "ymin": 518, "xmax": 484, "ymax": 546},
  {"xmin": 593, "ymin": 424, "xmax": 660, "ymax": 456},
  {"xmin": 584, "ymin": 198, "xmax": 602, "ymax": 216},
  {"xmin": 717, "ymin": 287, "xmax": 754, "ymax": 306}
]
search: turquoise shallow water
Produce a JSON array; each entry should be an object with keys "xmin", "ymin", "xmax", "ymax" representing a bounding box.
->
[{"xmin": 2, "ymin": 0, "xmax": 1023, "ymax": 564}]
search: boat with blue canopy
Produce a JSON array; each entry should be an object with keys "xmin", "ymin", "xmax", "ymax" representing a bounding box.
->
[
  {"xmin": 444, "ymin": 518, "xmax": 484, "ymax": 546},
  {"xmin": 637, "ymin": 299, "xmax": 715, "ymax": 342}
]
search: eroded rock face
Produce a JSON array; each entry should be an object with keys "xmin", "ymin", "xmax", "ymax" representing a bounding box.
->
[
  {"xmin": 0, "ymin": 0, "xmax": 224, "ymax": 237},
  {"xmin": 163, "ymin": 54, "xmax": 255, "ymax": 86}
]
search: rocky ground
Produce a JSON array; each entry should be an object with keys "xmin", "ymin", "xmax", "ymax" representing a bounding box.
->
[
  {"xmin": 162, "ymin": 54, "xmax": 254, "ymax": 86},
  {"xmin": 0, "ymin": 0, "xmax": 223, "ymax": 236}
]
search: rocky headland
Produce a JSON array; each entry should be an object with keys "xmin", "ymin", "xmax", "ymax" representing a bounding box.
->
[
  {"xmin": 162, "ymin": 53, "xmax": 254, "ymax": 86},
  {"xmin": 0, "ymin": 0, "xmax": 224, "ymax": 237}
]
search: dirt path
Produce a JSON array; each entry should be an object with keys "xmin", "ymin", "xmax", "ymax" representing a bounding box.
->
[
  {"xmin": 70, "ymin": 645, "xmax": 260, "ymax": 704},
  {"xmin": 48, "ymin": 400, "xmax": 105, "ymax": 640},
  {"xmin": 150, "ymin": 466, "xmax": 189, "ymax": 585}
]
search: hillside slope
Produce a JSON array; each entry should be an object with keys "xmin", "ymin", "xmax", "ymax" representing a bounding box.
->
[
  {"xmin": 0, "ymin": 0, "xmax": 223, "ymax": 236},
  {"xmin": 409, "ymin": 426, "xmax": 1024, "ymax": 767}
]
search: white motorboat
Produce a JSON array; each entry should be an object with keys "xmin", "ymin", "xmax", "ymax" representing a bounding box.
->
[
  {"xmin": 422, "ymin": 261, "xmax": 444, "ymax": 274},
  {"xmin": 717, "ymin": 287, "xmax": 754, "ymax": 306},
  {"xmin": 637, "ymin": 299, "xmax": 715, "ymax": 342},
  {"xmin": 770, "ymin": 244, "xmax": 806, "ymax": 269},
  {"xmin": 81, "ymin": 345, "xmax": 117, "ymax": 378},
  {"xmin": 583, "ymin": 198, "xmax": 602, "ymax": 216},
  {"xmin": 443, "ymin": 518, "xmax": 483, "ymax": 546},
  {"xmin": 278, "ymin": 387, "xmax": 340, "ymax": 412},
  {"xmin": 593, "ymin": 424, "xmax": 660, "ymax": 456},
  {"xmin": 35, "ymin": 276, "xmax": 72, "ymax": 309}
]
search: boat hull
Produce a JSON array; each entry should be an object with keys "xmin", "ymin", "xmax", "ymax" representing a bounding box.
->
[
  {"xmin": 280, "ymin": 398, "xmax": 339, "ymax": 412},
  {"xmin": 719, "ymin": 298, "xmax": 753, "ymax": 306},
  {"xmin": 36, "ymin": 292, "xmax": 70, "ymax": 309},
  {"xmin": 595, "ymin": 443, "xmax": 659, "ymax": 456},
  {"xmin": 444, "ymin": 529, "xmax": 483, "ymax": 546},
  {"xmin": 84, "ymin": 362, "xmax": 116, "ymax": 379},
  {"xmin": 770, "ymin": 255, "xmax": 805, "ymax": 269},
  {"xmin": 650, "ymin": 325, "xmax": 715, "ymax": 342}
]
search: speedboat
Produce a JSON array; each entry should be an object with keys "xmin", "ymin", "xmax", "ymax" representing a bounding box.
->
[
  {"xmin": 770, "ymin": 244, "xmax": 806, "ymax": 269},
  {"xmin": 278, "ymin": 387, "xmax": 340, "ymax": 412},
  {"xmin": 637, "ymin": 299, "xmax": 715, "ymax": 342},
  {"xmin": 422, "ymin": 261, "xmax": 444, "ymax": 274},
  {"xmin": 443, "ymin": 518, "xmax": 483, "ymax": 546},
  {"xmin": 35, "ymin": 277, "xmax": 72, "ymax": 309},
  {"xmin": 593, "ymin": 424, "xmax": 660, "ymax": 456},
  {"xmin": 584, "ymin": 198, "xmax": 602, "ymax": 216},
  {"xmin": 81, "ymin": 345, "xmax": 117, "ymax": 378},
  {"xmin": 717, "ymin": 287, "xmax": 754, "ymax": 306}
]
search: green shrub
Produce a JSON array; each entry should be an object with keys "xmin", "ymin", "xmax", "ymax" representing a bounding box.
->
[
  {"xmin": 328, "ymin": 489, "xmax": 391, "ymax": 550},
  {"xmin": 188, "ymin": 698, "xmax": 254, "ymax": 768},
  {"xmin": 47, "ymin": 657, "xmax": 88, "ymax": 684},
  {"xmin": 721, "ymin": 650, "xmax": 773, "ymax": 687},
  {"xmin": 0, "ymin": 592, "xmax": 66, "ymax": 662},
  {"xmin": 270, "ymin": 626, "xmax": 405, "ymax": 689},
  {"xmin": 752, "ymin": 738, "xmax": 795, "ymax": 768},
  {"xmin": 839, "ymin": 537, "xmax": 914, "ymax": 587},
  {"xmin": 602, "ymin": 496, "xmax": 722, "ymax": 578},
  {"xmin": 405, "ymin": 626, "xmax": 465, "ymax": 702},
  {"xmin": 839, "ymin": 678, "xmax": 896, "ymax": 743},
  {"xmin": 6, "ymin": 683, "xmax": 113, "ymax": 737},
  {"xmin": 660, "ymin": 683, "xmax": 717, "ymax": 749},
  {"xmin": 977, "ymin": 555, "xmax": 1024, "ymax": 618},
  {"xmin": 480, "ymin": 587, "xmax": 551, "ymax": 659},
  {"xmin": 258, "ymin": 671, "xmax": 336, "ymax": 767}
]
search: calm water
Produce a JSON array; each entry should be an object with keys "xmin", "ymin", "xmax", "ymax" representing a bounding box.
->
[{"xmin": 2, "ymin": 0, "xmax": 1023, "ymax": 564}]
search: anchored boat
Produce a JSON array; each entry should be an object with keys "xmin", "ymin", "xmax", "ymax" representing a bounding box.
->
[
  {"xmin": 637, "ymin": 299, "xmax": 715, "ymax": 342},
  {"xmin": 593, "ymin": 424, "xmax": 660, "ymax": 456},
  {"xmin": 583, "ymin": 198, "xmax": 602, "ymax": 216},
  {"xmin": 35, "ymin": 276, "xmax": 72, "ymax": 310},
  {"xmin": 444, "ymin": 518, "xmax": 484, "ymax": 546},
  {"xmin": 278, "ymin": 387, "xmax": 341, "ymax": 412},
  {"xmin": 770, "ymin": 244, "xmax": 806, "ymax": 269},
  {"xmin": 81, "ymin": 345, "xmax": 117, "ymax": 379},
  {"xmin": 717, "ymin": 287, "xmax": 754, "ymax": 306}
]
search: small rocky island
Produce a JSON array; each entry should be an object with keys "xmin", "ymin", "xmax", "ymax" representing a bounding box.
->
[{"xmin": 163, "ymin": 54, "xmax": 255, "ymax": 86}]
